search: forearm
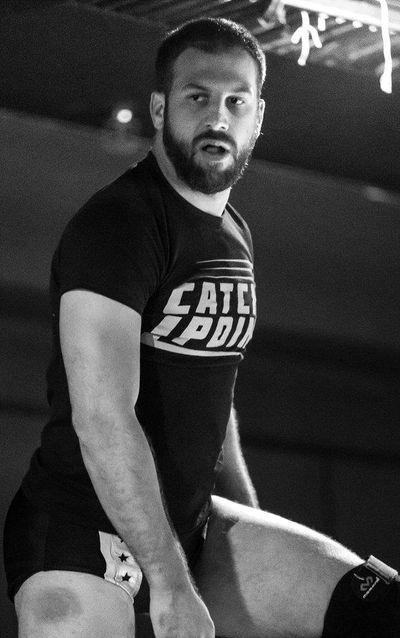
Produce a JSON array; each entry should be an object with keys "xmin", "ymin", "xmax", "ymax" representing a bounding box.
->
[{"xmin": 77, "ymin": 411, "xmax": 190, "ymax": 590}]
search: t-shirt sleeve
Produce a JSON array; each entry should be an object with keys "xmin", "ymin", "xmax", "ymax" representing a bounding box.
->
[{"xmin": 56, "ymin": 189, "xmax": 166, "ymax": 315}]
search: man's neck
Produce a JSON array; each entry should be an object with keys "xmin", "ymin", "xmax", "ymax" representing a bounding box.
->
[{"xmin": 151, "ymin": 138, "xmax": 230, "ymax": 217}]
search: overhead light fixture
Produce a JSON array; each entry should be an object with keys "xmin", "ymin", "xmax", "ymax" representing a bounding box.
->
[
  {"xmin": 282, "ymin": 0, "xmax": 397, "ymax": 93},
  {"xmin": 291, "ymin": 10, "xmax": 322, "ymax": 66},
  {"xmin": 115, "ymin": 108, "xmax": 133, "ymax": 124},
  {"xmin": 106, "ymin": 104, "xmax": 142, "ymax": 137},
  {"xmin": 317, "ymin": 13, "xmax": 329, "ymax": 31},
  {"xmin": 379, "ymin": 0, "xmax": 392, "ymax": 93},
  {"xmin": 281, "ymin": 1, "xmax": 399, "ymax": 30}
]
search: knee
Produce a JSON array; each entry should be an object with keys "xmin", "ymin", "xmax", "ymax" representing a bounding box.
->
[
  {"xmin": 15, "ymin": 573, "xmax": 136, "ymax": 637},
  {"xmin": 16, "ymin": 581, "xmax": 83, "ymax": 625},
  {"xmin": 32, "ymin": 587, "xmax": 82, "ymax": 624}
]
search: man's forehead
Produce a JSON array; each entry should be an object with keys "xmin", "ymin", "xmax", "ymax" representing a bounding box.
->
[{"xmin": 171, "ymin": 46, "xmax": 258, "ymax": 93}]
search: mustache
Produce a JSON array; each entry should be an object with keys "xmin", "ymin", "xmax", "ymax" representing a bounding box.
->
[{"xmin": 193, "ymin": 131, "xmax": 237, "ymax": 152}]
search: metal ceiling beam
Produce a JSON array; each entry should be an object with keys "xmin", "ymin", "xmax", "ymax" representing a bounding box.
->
[{"xmin": 282, "ymin": 0, "xmax": 400, "ymax": 31}]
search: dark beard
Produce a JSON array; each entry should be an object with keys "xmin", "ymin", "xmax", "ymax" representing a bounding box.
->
[{"xmin": 162, "ymin": 107, "xmax": 258, "ymax": 195}]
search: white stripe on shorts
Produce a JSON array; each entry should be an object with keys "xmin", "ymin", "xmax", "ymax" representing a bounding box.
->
[{"xmin": 99, "ymin": 531, "xmax": 143, "ymax": 602}]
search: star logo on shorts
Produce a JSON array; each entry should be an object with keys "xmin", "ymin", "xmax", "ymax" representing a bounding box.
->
[
  {"xmin": 121, "ymin": 573, "xmax": 131, "ymax": 582},
  {"xmin": 119, "ymin": 553, "xmax": 128, "ymax": 562}
]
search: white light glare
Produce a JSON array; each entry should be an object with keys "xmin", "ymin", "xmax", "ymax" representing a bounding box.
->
[
  {"xmin": 379, "ymin": 0, "xmax": 393, "ymax": 94},
  {"xmin": 318, "ymin": 13, "xmax": 328, "ymax": 31},
  {"xmin": 369, "ymin": 25, "xmax": 378, "ymax": 33},
  {"xmin": 116, "ymin": 109, "xmax": 133, "ymax": 124},
  {"xmin": 291, "ymin": 11, "xmax": 322, "ymax": 67},
  {"xmin": 352, "ymin": 21, "xmax": 363, "ymax": 29},
  {"xmin": 335, "ymin": 17, "xmax": 346, "ymax": 24}
]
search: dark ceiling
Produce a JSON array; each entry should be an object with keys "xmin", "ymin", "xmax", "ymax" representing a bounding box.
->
[
  {"xmin": 2, "ymin": 0, "xmax": 400, "ymax": 191},
  {"xmin": 78, "ymin": 0, "xmax": 400, "ymax": 86}
]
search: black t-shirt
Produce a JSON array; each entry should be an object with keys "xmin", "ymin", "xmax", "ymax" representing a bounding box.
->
[{"xmin": 22, "ymin": 153, "xmax": 257, "ymax": 536}]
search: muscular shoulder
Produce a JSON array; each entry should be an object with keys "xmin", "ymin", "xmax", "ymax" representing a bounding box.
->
[
  {"xmin": 73, "ymin": 155, "xmax": 163, "ymax": 226},
  {"xmin": 54, "ymin": 155, "xmax": 169, "ymax": 313},
  {"xmin": 58, "ymin": 155, "xmax": 170, "ymax": 261}
]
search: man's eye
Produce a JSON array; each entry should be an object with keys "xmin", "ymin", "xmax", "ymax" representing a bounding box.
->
[
  {"xmin": 229, "ymin": 97, "xmax": 245, "ymax": 105},
  {"xmin": 190, "ymin": 94, "xmax": 205, "ymax": 102}
]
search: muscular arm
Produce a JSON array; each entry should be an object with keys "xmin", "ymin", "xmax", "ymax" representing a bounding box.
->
[
  {"xmin": 60, "ymin": 290, "xmax": 191, "ymax": 590},
  {"xmin": 213, "ymin": 407, "xmax": 259, "ymax": 508},
  {"xmin": 61, "ymin": 290, "xmax": 215, "ymax": 637}
]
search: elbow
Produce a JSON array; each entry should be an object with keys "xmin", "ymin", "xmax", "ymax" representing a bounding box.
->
[
  {"xmin": 71, "ymin": 404, "xmax": 113, "ymax": 449},
  {"xmin": 70, "ymin": 406, "xmax": 102, "ymax": 449},
  {"xmin": 70, "ymin": 403, "xmax": 137, "ymax": 451}
]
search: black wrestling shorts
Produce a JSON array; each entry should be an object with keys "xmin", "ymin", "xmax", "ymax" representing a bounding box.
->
[{"xmin": 3, "ymin": 489, "xmax": 207, "ymax": 613}]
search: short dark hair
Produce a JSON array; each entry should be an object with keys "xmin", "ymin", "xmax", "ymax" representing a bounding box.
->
[{"xmin": 155, "ymin": 17, "xmax": 266, "ymax": 97}]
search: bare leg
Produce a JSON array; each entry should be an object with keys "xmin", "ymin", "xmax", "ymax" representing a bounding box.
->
[
  {"xmin": 15, "ymin": 570, "xmax": 135, "ymax": 638},
  {"xmin": 194, "ymin": 496, "xmax": 363, "ymax": 638}
]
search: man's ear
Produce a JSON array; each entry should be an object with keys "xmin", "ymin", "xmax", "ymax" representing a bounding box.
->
[
  {"xmin": 150, "ymin": 91, "xmax": 166, "ymax": 130},
  {"xmin": 256, "ymin": 98, "xmax": 265, "ymax": 137}
]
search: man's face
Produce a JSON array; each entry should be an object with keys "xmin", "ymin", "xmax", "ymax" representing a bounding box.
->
[{"xmin": 157, "ymin": 46, "xmax": 264, "ymax": 195}]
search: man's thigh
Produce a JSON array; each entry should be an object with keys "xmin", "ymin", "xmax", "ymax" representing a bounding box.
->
[
  {"xmin": 194, "ymin": 496, "xmax": 362, "ymax": 638},
  {"xmin": 3, "ymin": 489, "xmax": 140, "ymax": 637},
  {"xmin": 15, "ymin": 570, "xmax": 135, "ymax": 638}
]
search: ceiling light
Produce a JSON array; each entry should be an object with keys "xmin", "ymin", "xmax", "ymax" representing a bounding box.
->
[
  {"xmin": 291, "ymin": 10, "xmax": 322, "ymax": 66},
  {"xmin": 115, "ymin": 108, "xmax": 133, "ymax": 124},
  {"xmin": 283, "ymin": 1, "xmax": 394, "ymax": 93},
  {"xmin": 318, "ymin": 13, "xmax": 328, "ymax": 31}
]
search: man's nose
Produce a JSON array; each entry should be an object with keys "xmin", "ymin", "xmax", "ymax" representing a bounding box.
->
[{"xmin": 204, "ymin": 100, "xmax": 229, "ymax": 131}]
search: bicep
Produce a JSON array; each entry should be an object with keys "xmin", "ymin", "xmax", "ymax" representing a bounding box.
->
[{"xmin": 60, "ymin": 290, "xmax": 142, "ymax": 434}]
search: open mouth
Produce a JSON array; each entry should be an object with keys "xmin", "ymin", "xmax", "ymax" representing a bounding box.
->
[{"xmin": 200, "ymin": 143, "xmax": 229, "ymax": 156}]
